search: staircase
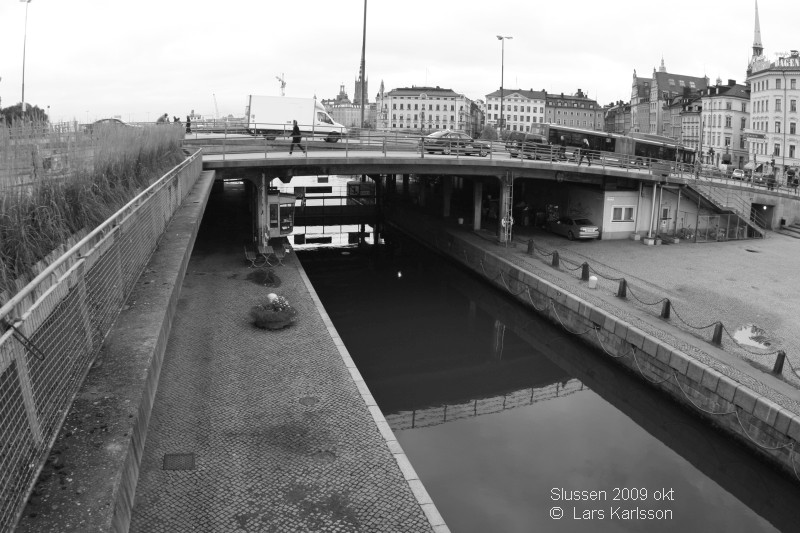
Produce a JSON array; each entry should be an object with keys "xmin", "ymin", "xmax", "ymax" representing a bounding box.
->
[
  {"xmin": 780, "ymin": 223, "xmax": 800, "ymax": 239},
  {"xmin": 688, "ymin": 181, "xmax": 766, "ymax": 238}
]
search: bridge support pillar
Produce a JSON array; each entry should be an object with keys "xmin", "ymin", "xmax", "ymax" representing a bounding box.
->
[
  {"xmin": 443, "ymin": 175, "xmax": 452, "ymax": 218},
  {"xmin": 402, "ymin": 174, "xmax": 410, "ymax": 199},
  {"xmin": 498, "ymin": 175, "xmax": 512, "ymax": 243},
  {"xmin": 473, "ymin": 181, "xmax": 483, "ymax": 230}
]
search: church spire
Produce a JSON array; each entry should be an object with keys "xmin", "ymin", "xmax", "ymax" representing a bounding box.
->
[
  {"xmin": 658, "ymin": 56, "xmax": 666, "ymax": 73},
  {"xmin": 753, "ymin": 0, "xmax": 763, "ymax": 57}
]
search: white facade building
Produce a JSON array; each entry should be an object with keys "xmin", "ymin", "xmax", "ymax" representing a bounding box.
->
[
  {"xmin": 378, "ymin": 86, "xmax": 473, "ymax": 134},
  {"xmin": 700, "ymin": 80, "xmax": 750, "ymax": 168},
  {"xmin": 484, "ymin": 89, "xmax": 546, "ymax": 133},
  {"xmin": 747, "ymin": 51, "xmax": 800, "ymax": 178}
]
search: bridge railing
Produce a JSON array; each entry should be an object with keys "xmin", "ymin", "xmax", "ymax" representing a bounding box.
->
[{"xmin": 0, "ymin": 150, "xmax": 203, "ymax": 532}]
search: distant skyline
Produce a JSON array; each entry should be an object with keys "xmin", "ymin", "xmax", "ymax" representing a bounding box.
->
[{"xmin": 0, "ymin": 1, "xmax": 796, "ymax": 123}]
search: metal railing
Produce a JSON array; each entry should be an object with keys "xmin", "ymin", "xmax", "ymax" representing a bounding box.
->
[{"xmin": 0, "ymin": 150, "xmax": 202, "ymax": 532}]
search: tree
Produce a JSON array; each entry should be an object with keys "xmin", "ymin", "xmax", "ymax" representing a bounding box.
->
[
  {"xmin": 478, "ymin": 124, "xmax": 497, "ymax": 141},
  {"xmin": 0, "ymin": 103, "xmax": 49, "ymax": 125}
]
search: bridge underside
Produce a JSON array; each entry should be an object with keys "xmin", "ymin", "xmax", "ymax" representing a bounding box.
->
[{"xmin": 206, "ymin": 157, "xmax": 768, "ymax": 244}]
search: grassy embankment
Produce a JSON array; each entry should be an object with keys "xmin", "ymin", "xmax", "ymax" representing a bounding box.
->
[{"xmin": 0, "ymin": 121, "xmax": 186, "ymax": 299}]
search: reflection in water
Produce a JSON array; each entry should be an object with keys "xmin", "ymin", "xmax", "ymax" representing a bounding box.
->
[
  {"xmin": 299, "ymin": 230, "xmax": 800, "ymax": 533},
  {"xmin": 733, "ymin": 323, "xmax": 773, "ymax": 348}
]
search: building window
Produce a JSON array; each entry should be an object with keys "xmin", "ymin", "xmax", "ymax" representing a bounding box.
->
[
  {"xmin": 792, "ymin": 123, "xmax": 797, "ymax": 135},
  {"xmin": 776, "ymin": 99, "xmax": 782, "ymax": 112},
  {"xmin": 790, "ymin": 145, "xmax": 796, "ymax": 158},
  {"xmin": 792, "ymin": 79, "xmax": 797, "ymax": 90},
  {"xmin": 776, "ymin": 121, "xmax": 781, "ymax": 133},
  {"xmin": 740, "ymin": 117, "xmax": 746, "ymax": 130},
  {"xmin": 776, "ymin": 79, "xmax": 782, "ymax": 90},
  {"xmin": 726, "ymin": 102, "xmax": 732, "ymax": 110},
  {"xmin": 774, "ymin": 143, "xmax": 781, "ymax": 156},
  {"xmin": 612, "ymin": 206, "xmax": 635, "ymax": 222},
  {"xmin": 742, "ymin": 102, "xmax": 747, "ymax": 112},
  {"xmin": 792, "ymin": 100, "xmax": 797, "ymax": 112},
  {"xmin": 725, "ymin": 116, "xmax": 732, "ymax": 128}
]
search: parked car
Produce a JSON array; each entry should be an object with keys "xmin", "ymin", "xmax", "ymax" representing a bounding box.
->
[
  {"xmin": 424, "ymin": 131, "xmax": 489, "ymax": 157},
  {"xmin": 546, "ymin": 216, "xmax": 600, "ymax": 240},
  {"xmin": 506, "ymin": 132, "xmax": 551, "ymax": 160},
  {"xmin": 731, "ymin": 169, "xmax": 746, "ymax": 180}
]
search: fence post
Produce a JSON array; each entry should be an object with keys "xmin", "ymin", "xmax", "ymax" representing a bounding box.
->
[
  {"xmin": 581, "ymin": 262, "xmax": 590, "ymax": 281},
  {"xmin": 551, "ymin": 251, "xmax": 560, "ymax": 268},
  {"xmin": 711, "ymin": 322, "xmax": 724, "ymax": 346},
  {"xmin": 773, "ymin": 350, "xmax": 786, "ymax": 374},
  {"xmin": 617, "ymin": 279, "xmax": 627, "ymax": 298},
  {"xmin": 660, "ymin": 298, "xmax": 671, "ymax": 319}
]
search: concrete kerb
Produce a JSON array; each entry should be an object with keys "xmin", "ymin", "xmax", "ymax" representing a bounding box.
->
[
  {"xmin": 15, "ymin": 170, "xmax": 215, "ymax": 533},
  {"xmin": 389, "ymin": 216, "xmax": 800, "ymax": 480},
  {"xmin": 295, "ymin": 263, "xmax": 451, "ymax": 533}
]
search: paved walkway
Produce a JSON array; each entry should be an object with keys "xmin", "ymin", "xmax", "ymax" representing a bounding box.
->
[{"xmin": 129, "ymin": 184, "xmax": 441, "ymax": 532}]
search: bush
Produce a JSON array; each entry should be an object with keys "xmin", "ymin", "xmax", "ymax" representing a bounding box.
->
[
  {"xmin": 249, "ymin": 294, "xmax": 297, "ymax": 330},
  {"xmin": 0, "ymin": 120, "xmax": 185, "ymax": 296}
]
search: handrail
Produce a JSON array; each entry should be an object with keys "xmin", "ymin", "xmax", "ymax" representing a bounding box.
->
[{"xmin": 0, "ymin": 149, "xmax": 202, "ymax": 321}]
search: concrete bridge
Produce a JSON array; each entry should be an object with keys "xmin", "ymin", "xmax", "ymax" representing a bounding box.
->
[{"xmin": 196, "ymin": 135, "xmax": 800, "ymax": 245}]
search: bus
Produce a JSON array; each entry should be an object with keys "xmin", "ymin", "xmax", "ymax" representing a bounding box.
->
[{"xmin": 526, "ymin": 124, "xmax": 696, "ymax": 166}]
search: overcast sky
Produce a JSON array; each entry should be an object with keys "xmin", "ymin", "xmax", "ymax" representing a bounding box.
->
[{"xmin": 0, "ymin": 1, "xmax": 795, "ymax": 123}]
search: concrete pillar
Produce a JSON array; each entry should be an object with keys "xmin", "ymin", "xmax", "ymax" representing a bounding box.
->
[
  {"xmin": 442, "ymin": 175, "xmax": 452, "ymax": 218},
  {"xmin": 402, "ymin": 174, "xmax": 410, "ymax": 198},
  {"xmin": 473, "ymin": 181, "xmax": 483, "ymax": 230},
  {"xmin": 498, "ymin": 175, "xmax": 512, "ymax": 242}
]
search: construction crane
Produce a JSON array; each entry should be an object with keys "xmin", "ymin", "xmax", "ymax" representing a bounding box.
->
[
  {"xmin": 276, "ymin": 73, "xmax": 286, "ymax": 96},
  {"xmin": 212, "ymin": 93, "xmax": 219, "ymax": 120}
]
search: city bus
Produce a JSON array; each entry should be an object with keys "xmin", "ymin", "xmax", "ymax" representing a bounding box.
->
[{"xmin": 525, "ymin": 124, "xmax": 696, "ymax": 166}]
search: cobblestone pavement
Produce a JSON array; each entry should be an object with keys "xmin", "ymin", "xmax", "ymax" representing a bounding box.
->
[
  {"xmin": 443, "ymin": 220, "xmax": 800, "ymax": 415},
  {"xmin": 129, "ymin": 185, "xmax": 436, "ymax": 533}
]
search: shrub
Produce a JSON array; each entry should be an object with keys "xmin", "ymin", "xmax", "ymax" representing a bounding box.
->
[{"xmin": 249, "ymin": 294, "xmax": 297, "ymax": 330}]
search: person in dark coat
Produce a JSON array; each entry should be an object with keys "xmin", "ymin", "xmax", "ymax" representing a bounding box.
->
[
  {"xmin": 577, "ymin": 137, "xmax": 591, "ymax": 166},
  {"xmin": 289, "ymin": 120, "xmax": 306, "ymax": 155}
]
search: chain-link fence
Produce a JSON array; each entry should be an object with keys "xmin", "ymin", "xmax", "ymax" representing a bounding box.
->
[{"xmin": 0, "ymin": 150, "xmax": 202, "ymax": 531}]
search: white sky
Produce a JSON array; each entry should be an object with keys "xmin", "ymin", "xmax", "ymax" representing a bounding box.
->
[{"xmin": 0, "ymin": 0, "xmax": 795, "ymax": 124}]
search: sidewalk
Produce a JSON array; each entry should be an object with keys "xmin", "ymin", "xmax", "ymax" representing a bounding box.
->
[{"xmin": 129, "ymin": 184, "xmax": 442, "ymax": 532}]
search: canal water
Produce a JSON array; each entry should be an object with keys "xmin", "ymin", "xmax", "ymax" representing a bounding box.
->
[{"xmin": 297, "ymin": 228, "xmax": 800, "ymax": 533}]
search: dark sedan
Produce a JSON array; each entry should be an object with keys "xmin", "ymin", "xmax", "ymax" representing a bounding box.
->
[
  {"xmin": 546, "ymin": 216, "xmax": 600, "ymax": 240},
  {"xmin": 424, "ymin": 131, "xmax": 490, "ymax": 157}
]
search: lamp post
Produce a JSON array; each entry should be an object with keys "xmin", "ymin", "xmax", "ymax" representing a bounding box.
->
[
  {"xmin": 359, "ymin": 0, "xmax": 367, "ymax": 130},
  {"xmin": 20, "ymin": 0, "xmax": 32, "ymax": 119},
  {"xmin": 497, "ymin": 35, "xmax": 512, "ymax": 136}
]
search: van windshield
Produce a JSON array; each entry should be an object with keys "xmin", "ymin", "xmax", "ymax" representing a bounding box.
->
[{"xmin": 317, "ymin": 112, "xmax": 334, "ymax": 125}]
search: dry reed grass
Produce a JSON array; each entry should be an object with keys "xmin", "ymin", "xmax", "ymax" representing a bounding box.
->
[{"xmin": 0, "ymin": 120, "xmax": 185, "ymax": 298}]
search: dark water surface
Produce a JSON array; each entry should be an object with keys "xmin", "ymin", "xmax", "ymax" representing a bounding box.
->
[{"xmin": 298, "ymin": 231, "xmax": 800, "ymax": 533}]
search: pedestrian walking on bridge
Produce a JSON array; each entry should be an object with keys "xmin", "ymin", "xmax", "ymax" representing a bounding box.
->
[{"xmin": 289, "ymin": 120, "xmax": 306, "ymax": 155}]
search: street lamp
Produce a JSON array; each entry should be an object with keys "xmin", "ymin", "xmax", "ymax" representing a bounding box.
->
[
  {"xmin": 20, "ymin": 0, "xmax": 32, "ymax": 119},
  {"xmin": 497, "ymin": 35, "xmax": 512, "ymax": 136}
]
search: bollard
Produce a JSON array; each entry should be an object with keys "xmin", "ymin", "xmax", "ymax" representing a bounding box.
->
[
  {"xmin": 617, "ymin": 278, "xmax": 627, "ymax": 298},
  {"xmin": 581, "ymin": 262, "xmax": 590, "ymax": 281},
  {"xmin": 551, "ymin": 251, "xmax": 560, "ymax": 268},
  {"xmin": 711, "ymin": 322, "xmax": 724, "ymax": 346},
  {"xmin": 773, "ymin": 350, "xmax": 786, "ymax": 375},
  {"xmin": 527, "ymin": 239, "xmax": 535, "ymax": 255},
  {"xmin": 588, "ymin": 275, "xmax": 598, "ymax": 289},
  {"xmin": 660, "ymin": 298, "xmax": 671, "ymax": 319}
]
